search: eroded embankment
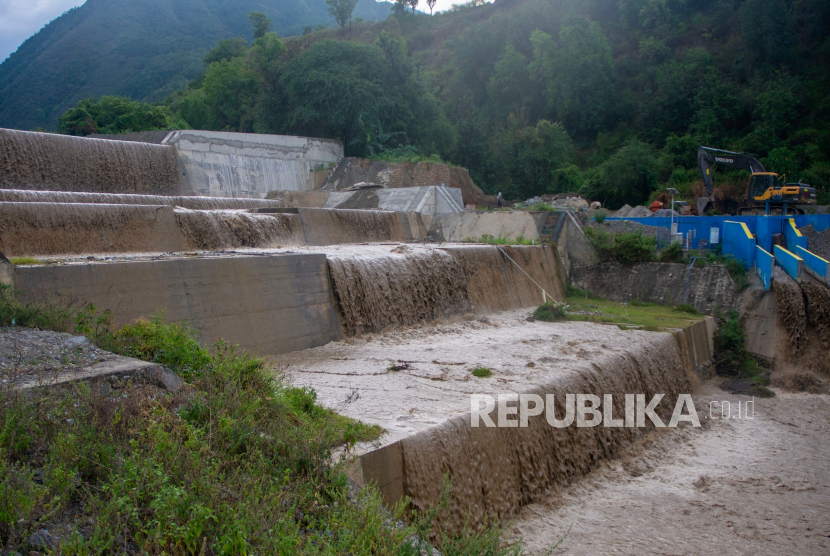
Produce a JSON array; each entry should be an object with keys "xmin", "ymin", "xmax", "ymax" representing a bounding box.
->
[
  {"xmin": 175, "ymin": 209, "xmax": 304, "ymax": 250},
  {"xmin": 0, "ymin": 188, "xmax": 283, "ymax": 210},
  {"xmin": 0, "ymin": 129, "xmax": 181, "ymax": 194},
  {"xmin": 356, "ymin": 321, "xmax": 711, "ymax": 535},
  {"xmin": 327, "ymin": 245, "xmax": 564, "ymax": 335}
]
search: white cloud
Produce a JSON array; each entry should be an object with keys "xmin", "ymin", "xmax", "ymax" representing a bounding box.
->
[{"xmin": 0, "ymin": 0, "xmax": 86, "ymax": 62}]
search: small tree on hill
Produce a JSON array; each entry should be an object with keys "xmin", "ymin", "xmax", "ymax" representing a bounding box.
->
[
  {"xmin": 408, "ymin": 0, "xmax": 420, "ymax": 14},
  {"xmin": 326, "ymin": 0, "xmax": 359, "ymax": 28},
  {"xmin": 427, "ymin": 0, "xmax": 438, "ymax": 15},
  {"xmin": 248, "ymin": 12, "xmax": 272, "ymax": 39}
]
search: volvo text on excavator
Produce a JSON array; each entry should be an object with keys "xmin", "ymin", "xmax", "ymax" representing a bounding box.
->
[{"xmin": 697, "ymin": 146, "xmax": 816, "ymax": 215}]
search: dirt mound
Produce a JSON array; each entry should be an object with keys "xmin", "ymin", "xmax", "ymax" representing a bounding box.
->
[
  {"xmin": 322, "ymin": 157, "xmax": 488, "ymax": 207},
  {"xmin": 802, "ymin": 279, "xmax": 830, "ymax": 350},
  {"xmin": 799, "ymin": 224, "xmax": 830, "ymax": 260}
]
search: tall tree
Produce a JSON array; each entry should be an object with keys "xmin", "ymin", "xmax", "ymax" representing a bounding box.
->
[
  {"xmin": 325, "ymin": 0, "xmax": 360, "ymax": 29},
  {"xmin": 426, "ymin": 0, "xmax": 438, "ymax": 15},
  {"xmin": 247, "ymin": 12, "xmax": 272, "ymax": 40},
  {"xmin": 408, "ymin": 0, "xmax": 420, "ymax": 14}
]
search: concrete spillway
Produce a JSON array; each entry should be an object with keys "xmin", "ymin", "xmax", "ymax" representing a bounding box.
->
[
  {"xmin": 0, "ymin": 188, "xmax": 283, "ymax": 210},
  {"xmin": 0, "ymin": 129, "xmax": 181, "ymax": 194}
]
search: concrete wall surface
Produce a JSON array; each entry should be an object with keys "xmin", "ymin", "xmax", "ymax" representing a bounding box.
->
[
  {"xmin": 429, "ymin": 211, "xmax": 545, "ymax": 242},
  {"xmin": 165, "ymin": 130, "xmax": 343, "ymax": 198},
  {"xmin": 14, "ymin": 254, "xmax": 344, "ymax": 355},
  {"xmin": 323, "ymin": 186, "xmax": 464, "ymax": 216},
  {"xmin": 572, "ymin": 261, "xmax": 744, "ymax": 313}
]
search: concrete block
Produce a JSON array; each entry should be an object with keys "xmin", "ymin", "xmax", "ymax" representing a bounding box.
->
[{"xmin": 14, "ymin": 254, "xmax": 344, "ymax": 355}]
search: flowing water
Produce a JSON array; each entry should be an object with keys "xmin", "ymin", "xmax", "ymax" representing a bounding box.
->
[
  {"xmin": 327, "ymin": 245, "xmax": 565, "ymax": 335},
  {"xmin": 0, "ymin": 188, "xmax": 283, "ymax": 209},
  {"xmin": 0, "ymin": 129, "xmax": 181, "ymax": 194},
  {"xmin": 174, "ymin": 209, "xmax": 302, "ymax": 250}
]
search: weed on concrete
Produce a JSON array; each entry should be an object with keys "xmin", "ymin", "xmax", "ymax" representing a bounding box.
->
[{"xmin": 471, "ymin": 367, "xmax": 493, "ymax": 378}]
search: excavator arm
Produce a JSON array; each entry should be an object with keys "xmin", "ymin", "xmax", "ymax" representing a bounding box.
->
[{"xmin": 697, "ymin": 146, "xmax": 766, "ymax": 196}]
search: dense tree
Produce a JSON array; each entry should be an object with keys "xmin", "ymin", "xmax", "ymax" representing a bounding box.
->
[
  {"xmin": 325, "ymin": 0, "xmax": 360, "ymax": 29},
  {"xmin": 203, "ymin": 38, "xmax": 249, "ymax": 66},
  {"xmin": 57, "ymin": 96, "xmax": 185, "ymax": 136},
  {"xmin": 584, "ymin": 140, "xmax": 661, "ymax": 207},
  {"xmin": 248, "ymin": 12, "xmax": 273, "ymax": 39}
]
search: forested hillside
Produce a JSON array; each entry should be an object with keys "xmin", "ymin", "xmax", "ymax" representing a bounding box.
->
[
  {"xmin": 58, "ymin": 0, "xmax": 830, "ymax": 207},
  {"xmin": 0, "ymin": 0, "xmax": 391, "ymax": 131}
]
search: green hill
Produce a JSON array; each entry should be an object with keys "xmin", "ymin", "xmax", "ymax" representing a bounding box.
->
[{"xmin": 0, "ymin": 0, "xmax": 392, "ymax": 131}]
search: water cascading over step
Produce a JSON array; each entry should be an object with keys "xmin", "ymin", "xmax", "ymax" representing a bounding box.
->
[
  {"xmin": 0, "ymin": 188, "xmax": 283, "ymax": 210},
  {"xmin": 0, "ymin": 129, "xmax": 181, "ymax": 194},
  {"xmin": 175, "ymin": 209, "xmax": 302, "ymax": 250},
  {"xmin": 327, "ymin": 245, "xmax": 565, "ymax": 335}
]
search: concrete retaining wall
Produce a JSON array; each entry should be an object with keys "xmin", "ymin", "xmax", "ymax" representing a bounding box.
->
[
  {"xmin": 785, "ymin": 219, "xmax": 808, "ymax": 251},
  {"xmin": 428, "ymin": 211, "xmax": 545, "ymax": 242},
  {"xmin": 572, "ymin": 261, "xmax": 744, "ymax": 313},
  {"xmin": 165, "ymin": 130, "xmax": 343, "ymax": 198},
  {"xmin": 13, "ymin": 255, "xmax": 344, "ymax": 355}
]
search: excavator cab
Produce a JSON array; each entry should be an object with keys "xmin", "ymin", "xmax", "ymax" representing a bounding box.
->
[{"xmin": 748, "ymin": 173, "xmax": 779, "ymax": 200}]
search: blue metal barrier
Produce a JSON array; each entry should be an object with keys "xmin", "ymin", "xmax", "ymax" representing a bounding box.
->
[
  {"xmin": 755, "ymin": 246, "xmax": 773, "ymax": 290},
  {"xmin": 723, "ymin": 221, "xmax": 756, "ymax": 270},
  {"xmin": 773, "ymin": 245, "xmax": 803, "ymax": 283},
  {"xmin": 795, "ymin": 246, "xmax": 829, "ymax": 287},
  {"xmin": 784, "ymin": 219, "xmax": 808, "ymax": 251}
]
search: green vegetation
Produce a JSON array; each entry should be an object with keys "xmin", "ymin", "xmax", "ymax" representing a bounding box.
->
[
  {"xmin": 463, "ymin": 234, "xmax": 536, "ymax": 245},
  {"xmin": 57, "ymin": 96, "xmax": 186, "ymax": 136},
  {"xmin": 592, "ymin": 209, "xmax": 608, "ymax": 224},
  {"xmin": 6, "ymin": 257, "xmax": 45, "ymax": 266},
  {"xmin": 714, "ymin": 309, "xmax": 774, "ymax": 396},
  {"xmin": 5, "ymin": 0, "xmax": 824, "ymax": 207},
  {"xmin": 563, "ymin": 294, "xmax": 705, "ymax": 330},
  {"xmin": 584, "ymin": 228, "xmax": 658, "ymax": 264},
  {"xmin": 471, "ymin": 366, "xmax": 493, "ymax": 378},
  {"xmin": 0, "ymin": 285, "xmax": 73, "ymax": 331},
  {"xmin": 1, "ymin": 293, "xmax": 522, "ymax": 553},
  {"xmin": 0, "ymin": 0, "xmax": 393, "ymax": 131},
  {"xmin": 533, "ymin": 301, "xmax": 567, "ymax": 322}
]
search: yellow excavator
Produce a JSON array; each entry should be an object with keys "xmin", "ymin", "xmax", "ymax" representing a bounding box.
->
[{"xmin": 697, "ymin": 146, "xmax": 817, "ymax": 215}]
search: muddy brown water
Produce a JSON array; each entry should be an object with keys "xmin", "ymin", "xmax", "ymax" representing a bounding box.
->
[
  {"xmin": 0, "ymin": 188, "xmax": 283, "ymax": 210},
  {"xmin": 175, "ymin": 209, "xmax": 300, "ymax": 250},
  {"xmin": 0, "ymin": 129, "xmax": 180, "ymax": 194}
]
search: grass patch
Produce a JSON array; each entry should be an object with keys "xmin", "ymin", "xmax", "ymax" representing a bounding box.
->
[
  {"xmin": 7, "ymin": 257, "xmax": 45, "ymax": 265},
  {"xmin": 564, "ymin": 293, "xmax": 705, "ymax": 330},
  {"xmin": 0, "ymin": 292, "xmax": 521, "ymax": 554},
  {"xmin": 593, "ymin": 208, "xmax": 608, "ymax": 224},
  {"xmin": 471, "ymin": 366, "xmax": 493, "ymax": 378},
  {"xmin": 463, "ymin": 234, "xmax": 536, "ymax": 245},
  {"xmin": 673, "ymin": 303, "xmax": 701, "ymax": 315},
  {"xmin": 533, "ymin": 301, "xmax": 567, "ymax": 322},
  {"xmin": 526, "ymin": 202, "xmax": 554, "ymax": 212}
]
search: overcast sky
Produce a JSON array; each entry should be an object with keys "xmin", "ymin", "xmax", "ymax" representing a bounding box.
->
[{"xmin": 0, "ymin": 0, "xmax": 487, "ymax": 63}]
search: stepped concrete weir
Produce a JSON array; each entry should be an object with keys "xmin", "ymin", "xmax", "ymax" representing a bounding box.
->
[{"xmin": 0, "ymin": 129, "xmax": 181, "ymax": 194}]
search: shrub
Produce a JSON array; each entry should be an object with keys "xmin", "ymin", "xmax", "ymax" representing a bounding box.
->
[
  {"xmin": 658, "ymin": 241, "xmax": 684, "ymax": 262},
  {"xmin": 584, "ymin": 227, "xmax": 657, "ymax": 264},
  {"xmin": 593, "ymin": 208, "xmax": 608, "ymax": 224},
  {"xmin": 0, "ymin": 285, "xmax": 73, "ymax": 331},
  {"xmin": 471, "ymin": 366, "xmax": 493, "ymax": 378},
  {"xmin": 533, "ymin": 301, "xmax": 567, "ymax": 321}
]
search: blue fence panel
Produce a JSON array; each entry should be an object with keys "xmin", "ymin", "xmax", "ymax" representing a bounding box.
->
[
  {"xmin": 774, "ymin": 245, "xmax": 803, "ymax": 283},
  {"xmin": 604, "ymin": 214, "xmax": 830, "ymax": 251},
  {"xmin": 722, "ymin": 221, "xmax": 756, "ymax": 269},
  {"xmin": 784, "ymin": 219, "xmax": 808, "ymax": 251},
  {"xmin": 795, "ymin": 246, "xmax": 830, "ymax": 287},
  {"xmin": 755, "ymin": 246, "xmax": 773, "ymax": 290}
]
